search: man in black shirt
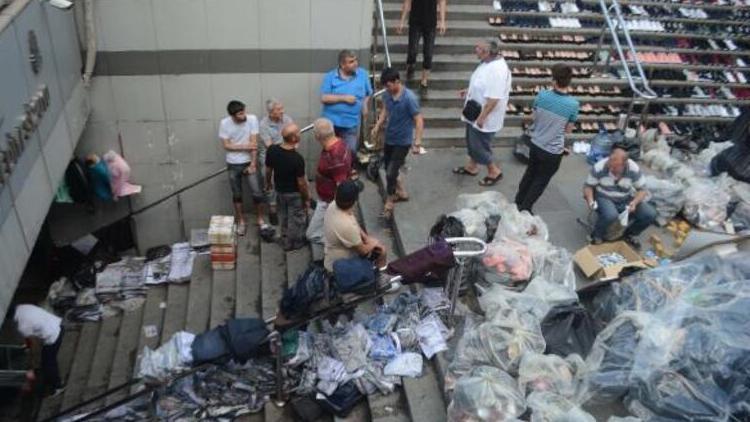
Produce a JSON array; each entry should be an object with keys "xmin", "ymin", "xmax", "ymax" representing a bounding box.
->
[
  {"xmin": 265, "ymin": 123, "xmax": 310, "ymax": 250},
  {"xmin": 397, "ymin": 0, "xmax": 447, "ymax": 88}
]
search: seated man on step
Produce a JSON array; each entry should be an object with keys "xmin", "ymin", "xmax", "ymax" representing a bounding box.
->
[
  {"xmin": 323, "ymin": 181, "xmax": 387, "ymax": 273},
  {"xmin": 583, "ymin": 143, "xmax": 657, "ymax": 248}
]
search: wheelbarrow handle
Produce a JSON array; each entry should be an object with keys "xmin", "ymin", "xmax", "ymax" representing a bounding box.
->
[{"xmin": 444, "ymin": 237, "xmax": 488, "ymax": 258}]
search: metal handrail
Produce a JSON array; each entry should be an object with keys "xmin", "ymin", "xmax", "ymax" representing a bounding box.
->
[
  {"xmin": 376, "ymin": 0, "xmax": 392, "ymax": 68},
  {"xmin": 598, "ymin": 0, "xmax": 658, "ymax": 101}
]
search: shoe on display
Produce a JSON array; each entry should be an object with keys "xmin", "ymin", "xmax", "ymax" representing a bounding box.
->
[{"xmin": 493, "ymin": 0, "xmax": 502, "ymax": 11}]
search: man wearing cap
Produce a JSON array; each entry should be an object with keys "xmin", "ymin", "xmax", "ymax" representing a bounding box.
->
[{"xmin": 323, "ymin": 181, "xmax": 387, "ymax": 273}]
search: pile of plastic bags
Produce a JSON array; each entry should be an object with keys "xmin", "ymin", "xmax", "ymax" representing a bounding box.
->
[{"xmin": 581, "ymin": 252, "xmax": 750, "ymax": 420}]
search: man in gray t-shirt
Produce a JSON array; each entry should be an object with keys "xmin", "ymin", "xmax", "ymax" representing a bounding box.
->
[{"xmin": 259, "ymin": 99, "xmax": 294, "ymax": 220}]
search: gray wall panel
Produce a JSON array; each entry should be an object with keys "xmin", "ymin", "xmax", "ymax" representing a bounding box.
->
[{"xmin": 43, "ymin": 5, "xmax": 82, "ymax": 100}]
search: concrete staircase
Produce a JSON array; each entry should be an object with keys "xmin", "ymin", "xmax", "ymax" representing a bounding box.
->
[
  {"xmin": 375, "ymin": 0, "xmax": 750, "ymax": 148},
  {"xmin": 36, "ymin": 178, "xmax": 450, "ymax": 422}
]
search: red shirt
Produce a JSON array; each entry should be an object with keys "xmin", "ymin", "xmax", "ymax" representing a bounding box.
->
[{"xmin": 316, "ymin": 138, "xmax": 352, "ymax": 203}]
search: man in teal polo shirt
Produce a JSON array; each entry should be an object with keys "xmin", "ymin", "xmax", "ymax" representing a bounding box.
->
[{"xmin": 320, "ymin": 49, "xmax": 374, "ymax": 154}]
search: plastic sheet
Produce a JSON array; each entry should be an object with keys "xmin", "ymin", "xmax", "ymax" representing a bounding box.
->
[
  {"xmin": 643, "ymin": 175, "xmax": 685, "ymax": 225},
  {"xmin": 416, "ymin": 313, "xmax": 450, "ymax": 359},
  {"xmin": 448, "ymin": 313, "xmax": 546, "ymax": 377},
  {"xmin": 480, "ymin": 238, "xmax": 533, "ymax": 284},
  {"xmin": 591, "ymin": 253, "xmax": 750, "ymax": 322},
  {"xmin": 517, "ymin": 353, "xmax": 581, "ymax": 398},
  {"xmin": 683, "ymin": 180, "xmax": 730, "ymax": 230},
  {"xmin": 526, "ymin": 391, "xmax": 595, "ymax": 422},
  {"xmin": 529, "ymin": 243, "xmax": 576, "ymax": 294},
  {"xmin": 138, "ymin": 331, "xmax": 195, "ymax": 381},
  {"xmin": 578, "ymin": 312, "xmax": 652, "ymax": 404},
  {"xmin": 478, "ymin": 285, "xmax": 550, "ymax": 325},
  {"xmin": 450, "ymin": 208, "xmax": 487, "ymax": 241},
  {"xmin": 384, "ymin": 352, "xmax": 423, "ymax": 378},
  {"xmin": 447, "ymin": 366, "xmax": 526, "ymax": 422},
  {"xmin": 524, "ymin": 276, "xmax": 578, "ymax": 307},
  {"xmin": 494, "ymin": 206, "xmax": 549, "ymax": 242}
]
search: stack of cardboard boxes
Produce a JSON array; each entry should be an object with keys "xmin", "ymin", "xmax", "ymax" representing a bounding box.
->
[{"xmin": 208, "ymin": 216, "xmax": 236, "ymax": 270}]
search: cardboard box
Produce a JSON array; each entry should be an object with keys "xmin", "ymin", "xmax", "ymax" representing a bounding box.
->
[
  {"xmin": 573, "ymin": 241, "xmax": 647, "ymax": 281},
  {"xmin": 212, "ymin": 262, "xmax": 236, "ymax": 270},
  {"xmin": 208, "ymin": 215, "xmax": 236, "ymax": 245},
  {"xmin": 210, "ymin": 244, "xmax": 236, "ymax": 255},
  {"xmin": 211, "ymin": 252, "xmax": 237, "ymax": 263}
]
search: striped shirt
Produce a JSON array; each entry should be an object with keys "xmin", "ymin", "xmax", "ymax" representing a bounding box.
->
[
  {"xmin": 585, "ymin": 158, "xmax": 646, "ymax": 202},
  {"xmin": 531, "ymin": 89, "xmax": 579, "ymax": 154}
]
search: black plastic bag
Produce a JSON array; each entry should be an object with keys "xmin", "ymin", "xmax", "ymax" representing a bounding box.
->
[
  {"xmin": 317, "ymin": 381, "xmax": 365, "ymax": 417},
  {"xmin": 429, "ymin": 215, "xmax": 465, "ymax": 238},
  {"xmin": 541, "ymin": 304, "xmax": 601, "ymax": 358}
]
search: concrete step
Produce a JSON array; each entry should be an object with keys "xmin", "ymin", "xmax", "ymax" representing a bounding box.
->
[
  {"xmin": 380, "ymin": 18, "xmax": 750, "ymax": 41},
  {"xmin": 105, "ymin": 307, "xmax": 145, "ymax": 406},
  {"xmin": 382, "ymin": 2, "xmax": 491, "ymax": 20},
  {"xmin": 36, "ymin": 324, "xmax": 81, "ymax": 420},
  {"xmin": 60, "ymin": 322, "xmax": 100, "ymax": 412},
  {"xmin": 236, "ymin": 223, "xmax": 263, "ymax": 318},
  {"xmin": 210, "ymin": 267, "xmax": 237, "ymax": 328},
  {"xmin": 185, "ymin": 254, "xmax": 212, "ymax": 334},
  {"xmin": 81, "ymin": 314, "xmax": 122, "ymax": 407},
  {"xmin": 161, "ymin": 282, "xmax": 190, "ymax": 343}
]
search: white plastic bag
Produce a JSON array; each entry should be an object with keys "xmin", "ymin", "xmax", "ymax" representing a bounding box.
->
[
  {"xmin": 448, "ymin": 366, "xmax": 526, "ymax": 421},
  {"xmin": 524, "ymin": 276, "xmax": 578, "ymax": 306},
  {"xmin": 518, "ymin": 353, "xmax": 581, "ymax": 398},
  {"xmin": 480, "ymin": 237, "xmax": 533, "ymax": 284},
  {"xmin": 527, "ymin": 391, "xmax": 595, "ymax": 422},
  {"xmin": 138, "ymin": 331, "xmax": 195, "ymax": 380},
  {"xmin": 683, "ymin": 180, "xmax": 730, "ymax": 230},
  {"xmin": 416, "ymin": 313, "xmax": 449, "ymax": 359},
  {"xmin": 384, "ymin": 352, "xmax": 423, "ymax": 377},
  {"xmin": 494, "ymin": 205, "xmax": 549, "ymax": 242},
  {"xmin": 450, "ymin": 208, "xmax": 487, "ymax": 240}
]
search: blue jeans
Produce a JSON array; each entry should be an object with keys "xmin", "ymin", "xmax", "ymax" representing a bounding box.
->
[
  {"xmin": 593, "ymin": 194, "xmax": 657, "ymax": 240},
  {"xmin": 335, "ymin": 126, "xmax": 359, "ymax": 154}
]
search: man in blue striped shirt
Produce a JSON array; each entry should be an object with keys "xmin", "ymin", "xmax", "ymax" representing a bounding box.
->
[
  {"xmin": 583, "ymin": 144, "xmax": 657, "ymax": 246},
  {"xmin": 515, "ymin": 63, "xmax": 579, "ymax": 212}
]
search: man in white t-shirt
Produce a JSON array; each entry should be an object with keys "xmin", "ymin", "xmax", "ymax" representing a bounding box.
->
[
  {"xmin": 219, "ymin": 100, "xmax": 268, "ymax": 235},
  {"xmin": 14, "ymin": 304, "xmax": 64, "ymax": 395},
  {"xmin": 452, "ymin": 39, "xmax": 511, "ymax": 187}
]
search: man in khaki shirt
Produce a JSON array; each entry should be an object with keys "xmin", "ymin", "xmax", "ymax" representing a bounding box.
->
[{"xmin": 323, "ymin": 181, "xmax": 387, "ymax": 272}]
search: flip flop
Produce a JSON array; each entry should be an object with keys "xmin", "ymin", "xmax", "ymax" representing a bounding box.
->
[
  {"xmin": 452, "ymin": 167, "xmax": 478, "ymax": 176},
  {"xmin": 478, "ymin": 173, "xmax": 503, "ymax": 186}
]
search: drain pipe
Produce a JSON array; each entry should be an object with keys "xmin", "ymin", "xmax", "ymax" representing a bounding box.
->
[{"xmin": 81, "ymin": 0, "xmax": 96, "ymax": 86}]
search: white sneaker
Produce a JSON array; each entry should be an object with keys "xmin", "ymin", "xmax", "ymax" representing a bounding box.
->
[
  {"xmin": 493, "ymin": 0, "xmax": 502, "ymax": 11},
  {"xmin": 736, "ymin": 72, "xmax": 747, "ymax": 84}
]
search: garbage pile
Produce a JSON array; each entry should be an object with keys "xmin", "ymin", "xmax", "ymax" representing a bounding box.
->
[
  {"xmin": 47, "ymin": 242, "xmax": 197, "ymax": 322},
  {"xmin": 580, "ymin": 252, "xmax": 750, "ymax": 420}
]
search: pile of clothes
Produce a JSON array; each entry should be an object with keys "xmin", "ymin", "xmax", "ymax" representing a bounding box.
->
[
  {"xmin": 581, "ymin": 252, "xmax": 750, "ymax": 420},
  {"xmin": 284, "ymin": 291, "xmax": 453, "ymax": 418},
  {"xmin": 47, "ymin": 242, "xmax": 197, "ymax": 322}
]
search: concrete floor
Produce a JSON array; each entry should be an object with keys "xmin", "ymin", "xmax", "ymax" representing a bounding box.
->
[{"xmin": 391, "ymin": 146, "xmax": 592, "ymax": 258}]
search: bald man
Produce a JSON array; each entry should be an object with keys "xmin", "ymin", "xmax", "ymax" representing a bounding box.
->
[
  {"xmin": 265, "ymin": 123, "xmax": 310, "ymax": 250},
  {"xmin": 583, "ymin": 144, "xmax": 656, "ymax": 247}
]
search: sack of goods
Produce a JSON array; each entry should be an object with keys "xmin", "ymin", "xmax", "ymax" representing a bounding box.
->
[{"xmin": 208, "ymin": 215, "xmax": 237, "ymax": 270}]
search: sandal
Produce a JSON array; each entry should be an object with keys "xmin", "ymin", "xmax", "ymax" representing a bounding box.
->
[
  {"xmin": 478, "ymin": 173, "xmax": 503, "ymax": 186},
  {"xmin": 452, "ymin": 167, "xmax": 478, "ymax": 176}
]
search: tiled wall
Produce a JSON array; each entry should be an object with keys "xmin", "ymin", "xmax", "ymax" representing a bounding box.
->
[
  {"xmin": 0, "ymin": 0, "xmax": 87, "ymax": 316},
  {"xmin": 71, "ymin": 0, "xmax": 375, "ymax": 250}
]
